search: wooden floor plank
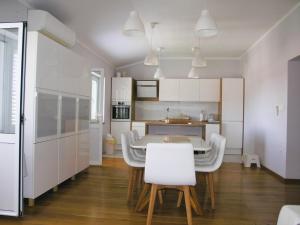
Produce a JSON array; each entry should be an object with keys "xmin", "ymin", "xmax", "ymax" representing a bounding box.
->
[{"xmin": 0, "ymin": 158, "xmax": 300, "ymax": 225}]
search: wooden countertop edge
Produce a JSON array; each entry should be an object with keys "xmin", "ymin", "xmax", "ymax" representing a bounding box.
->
[{"xmin": 132, "ymin": 120, "xmax": 221, "ymax": 126}]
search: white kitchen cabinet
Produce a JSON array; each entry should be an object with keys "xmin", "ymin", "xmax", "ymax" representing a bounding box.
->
[
  {"xmin": 77, "ymin": 132, "xmax": 90, "ymax": 173},
  {"xmin": 24, "ymin": 32, "xmax": 91, "ymax": 202},
  {"xmin": 34, "ymin": 140, "xmax": 59, "ymax": 198},
  {"xmin": 222, "ymin": 78, "xmax": 244, "ymax": 121},
  {"xmin": 35, "ymin": 33, "xmax": 60, "ymax": 91},
  {"xmin": 59, "ymin": 135, "xmax": 76, "ymax": 183},
  {"xmin": 199, "ymin": 79, "xmax": 220, "ymax": 102},
  {"xmin": 111, "ymin": 121, "xmax": 131, "ymax": 145},
  {"xmin": 111, "ymin": 77, "xmax": 133, "ymax": 102},
  {"xmin": 205, "ymin": 124, "xmax": 220, "ymax": 141},
  {"xmin": 222, "ymin": 122, "xmax": 243, "ymax": 154},
  {"xmin": 159, "ymin": 79, "xmax": 180, "ymax": 101},
  {"xmin": 179, "ymin": 79, "xmax": 200, "ymax": 102},
  {"xmin": 131, "ymin": 122, "xmax": 146, "ymax": 138}
]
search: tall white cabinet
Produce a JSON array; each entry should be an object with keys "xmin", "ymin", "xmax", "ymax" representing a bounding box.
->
[
  {"xmin": 221, "ymin": 78, "xmax": 244, "ymax": 157},
  {"xmin": 24, "ymin": 32, "xmax": 91, "ymax": 202}
]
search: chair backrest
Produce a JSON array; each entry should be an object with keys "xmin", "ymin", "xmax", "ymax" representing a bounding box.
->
[
  {"xmin": 277, "ymin": 205, "xmax": 300, "ymax": 225},
  {"xmin": 210, "ymin": 134, "xmax": 226, "ymax": 171},
  {"xmin": 131, "ymin": 130, "xmax": 140, "ymax": 141},
  {"xmin": 121, "ymin": 132, "xmax": 135, "ymax": 166},
  {"xmin": 144, "ymin": 143, "xmax": 196, "ymax": 186}
]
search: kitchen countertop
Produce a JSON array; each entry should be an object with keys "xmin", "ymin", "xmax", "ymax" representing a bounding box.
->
[{"xmin": 132, "ymin": 120, "xmax": 220, "ymax": 126}]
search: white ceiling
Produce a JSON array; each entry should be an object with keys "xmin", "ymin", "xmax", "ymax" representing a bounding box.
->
[{"xmin": 23, "ymin": 0, "xmax": 300, "ymax": 67}]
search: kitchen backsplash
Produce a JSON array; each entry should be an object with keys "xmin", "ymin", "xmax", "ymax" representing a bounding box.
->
[{"xmin": 135, "ymin": 101, "xmax": 219, "ymax": 121}]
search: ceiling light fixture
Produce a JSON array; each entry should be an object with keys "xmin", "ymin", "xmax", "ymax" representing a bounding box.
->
[
  {"xmin": 123, "ymin": 11, "xmax": 145, "ymax": 37},
  {"xmin": 188, "ymin": 67, "xmax": 199, "ymax": 79},
  {"xmin": 154, "ymin": 47, "xmax": 165, "ymax": 79},
  {"xmin": 195, "ymin": 0, "xmax": 218, "ymax": 38},
  {"xmin": 144, "ymin": 22, "xmax": 159, "ymax": 66},
  {"xmin": 192, "ymin": 46, "xmax": 207, "ymax": 67}
]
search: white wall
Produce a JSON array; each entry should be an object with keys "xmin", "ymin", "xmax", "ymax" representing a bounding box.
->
[
  {"xmin": 0, "ymin": 0, "xmax": 27, "ymax": 22},
  {"xmin": 117, "ymin": 58, "xmax": 242, "ymax": 79},
  {"xmin": 242, "ymin": 4, "xmax": 300, "ymax": 178}
]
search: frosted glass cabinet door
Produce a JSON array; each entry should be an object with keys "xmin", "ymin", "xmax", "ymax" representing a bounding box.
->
[
  {"xmin": 36, "ymin": 92, "xmax": 59, "ymax": 140},
  {"xmin": 78, "ymin": 98, "xmax": 90, "ymax": 131},
  {"xmin": 61, "ymin": 96, "xmax": 76, "ymax": 134}
]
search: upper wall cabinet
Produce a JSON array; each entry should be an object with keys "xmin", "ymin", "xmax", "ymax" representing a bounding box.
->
[
  {"xmin": 179, "ymin": 79, "xmax": 200, "ymax": 102},
  {"xmin": 31, "ymin": 32, "xmax": 90, "ymax": 97},
  {"xmin": 199, "ymin": 79, "xmax": 220, "ymax": 102},
  {"xmin": 111, "ymin": 77, "xmax": 133, "ymax": 102},
  {"xmin": 36, "ymin": 33, "xmax": 60, "ymax": 91},
  {"xmin": 159, "ymin": 79, "xmax": 180, "ymax": 101},
  {"xmin": 159, "ymin": 78, "xmax": 220, "ymax": 102}
]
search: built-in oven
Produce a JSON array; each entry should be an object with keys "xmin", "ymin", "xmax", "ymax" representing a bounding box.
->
[{"xmin": 111, "ymin": 101, "xmax": 131, "ymax": 121}]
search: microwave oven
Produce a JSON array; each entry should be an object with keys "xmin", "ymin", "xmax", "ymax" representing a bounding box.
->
[{"xmin": 136, "ymin": 80, "xmax": 158, "ymax": 100}]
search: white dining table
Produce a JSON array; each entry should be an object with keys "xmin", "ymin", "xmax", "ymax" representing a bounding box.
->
[{"xmin": 130, "ymin": 135, "xmax": 211, "ymax": 152}]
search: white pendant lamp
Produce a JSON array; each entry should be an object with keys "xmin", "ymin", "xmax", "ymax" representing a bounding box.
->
[
  {"xmin": 154, "ymin": 47, "xmax": 165, "ymax": 79},
  {"xmin": 192, "ymin": 47, "xmax": 207, "ymax": 67},
  {"xmin": 195, "ymin": 9, "xmax": 218, "ymax": 38},
  {"xmin": 188, "ymin": 67, "xmax": 199, "ymax": 78},
  {"xmin": 123, "ymin": 11, "xmax": 145, "ymax": 37},
  {"xmin": 144, "ymin": 22, "xmax": 159, "ymax": 66}
]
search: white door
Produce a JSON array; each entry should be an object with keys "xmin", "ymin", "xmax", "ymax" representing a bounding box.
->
[
  {"xmin": 179, "ymin": 79, "xmax": 199, "ymax": 102},
  {"xmin": 0, "ymin": 23, "xmax": 25, "ymax": 216}
]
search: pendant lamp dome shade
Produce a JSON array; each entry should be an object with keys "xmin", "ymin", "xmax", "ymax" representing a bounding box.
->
[
  {"xmin": 123, "ymin": 11, "xmax": 145, "ymax": 36},
  {"xmin": 154, "ymin": 67, "xmax": 165, "ymax": 79},
  {"xmin": 188, "ymin": 68, "xmax": 199, "ymax": 78},
  {"xmin": 195, "ymin": 9, "xmax": 218, "ymax": 38},
  {"xmin": 144, "ymin": 49, "xmax": 159, "ymax": 66}
]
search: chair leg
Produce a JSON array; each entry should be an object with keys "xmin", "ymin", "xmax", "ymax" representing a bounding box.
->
[
  {"xmin": 183, "ymin": 186, "xmax": 193, "ymax": 225},
  {"xmin": 204, "ymin": 173, "xmax": 210, "ymax": 197},
  {"xmin": 135, "ymin": 183, "xmax": 150, "ymax": 212},
  {"xmin": 127, "ymin": 167, "xmax": 135, "ymax": 202},
  {"xmin": 146, "ymin": 184, "xmax": 158, "ymax": 225},
  {"xmin": 208, "ymin": 173, "xmax": 215, "ymax": 209},
  {"xmin": 158, "ymin": 190, "xmax": 164, "ymax": 205},
  {"xmin": 177, "ymin": 191, "xmax": 184, "ymax": 207},
  {"xmin": 190, "ymin": 187, "xmax": 203, "ymax": 215}
]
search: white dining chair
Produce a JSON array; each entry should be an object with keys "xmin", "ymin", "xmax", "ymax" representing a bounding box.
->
[
  {"xmin": 129, "ymin": 130, "xmax": 146, "ymax": 160},
  {"xmin": 277, "ymin": 205, "xmax": 300, "ymax": 225},
  {"xmin": 143, "ymin": 143, "xmax": 199, "ymax": 225},
  {"xmin": 121, "ymin": 133, "xmax": 145, "ymax": 202},
  {"xmin": 132, "ymin": 129, "xmax": 140, "ymax": 141},
  {"xmin": 194, "ymin": 133, "xmax": 226, "ymax": 210}
]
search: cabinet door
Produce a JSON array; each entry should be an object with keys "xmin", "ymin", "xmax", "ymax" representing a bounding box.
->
[
  {"xmin": 221, "ymin": 122, "xmax": 243, "ymax": 149},
  {"xmin": 222, "ymin": 78, "xmax": 244, "ymax": 121},
  {"xmin": 34, "ymin": 140, "xmax": 59, "ymax": 198},
  {"xmin": 179, "ymin": 79, "xmax": 200, "ymax": 102},
  {"xmin": 59, "ymin": 135, "xmax": 76, "ymax": 183},
  {"xmin": 199, "ymin": 79, "xmax": 220, "ymax": 102},
  {"xmin": 159, "ymin": 79, "xmax": 180, "ymax": 101},
  {"xmin": 112, "ymin": 78, "xmax": 132, "ymax": 102},
  {"xmin": 111, "ymin": 122, "xmax": 131, "ymax": 145},
  {"xmin": 77, "ymin": 132, "xmax": 90, "ymax": 173},
  {"xmin": 205, "ymin": 124, "xmax": 220, "ymax": 141},
  {"xmin": 131, "ymin": 122, "xmax": 146, "ymax": 138},
  {"xmin": 36, "ymin": 33, "xmax": 60, "ymax": 91}
]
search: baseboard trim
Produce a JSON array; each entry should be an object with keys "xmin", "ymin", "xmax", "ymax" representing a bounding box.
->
[{"xmin": 261, "ymin": 165, "xmax": 300, "ymax": 184}]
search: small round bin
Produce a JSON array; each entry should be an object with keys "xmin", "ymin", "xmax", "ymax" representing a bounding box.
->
[{"xmin": 105, "ymin": 135, "xmax": 116, "ymax": 155}]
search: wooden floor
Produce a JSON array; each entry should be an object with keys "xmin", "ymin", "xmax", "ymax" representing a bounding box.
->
[{"xmin": 1, "ymin": 158, "xmax": 300, "ymax": 225}]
